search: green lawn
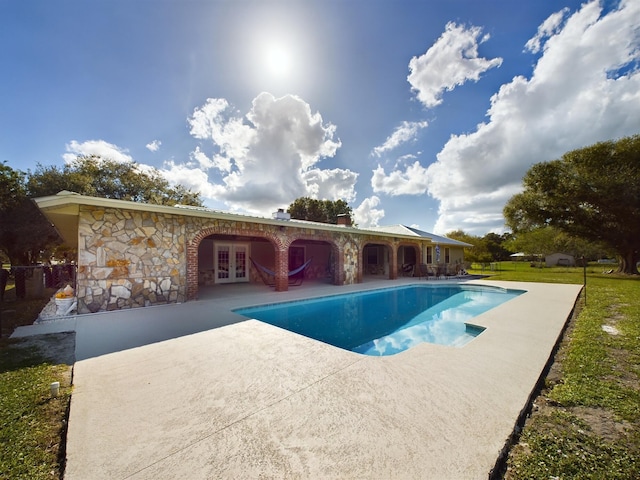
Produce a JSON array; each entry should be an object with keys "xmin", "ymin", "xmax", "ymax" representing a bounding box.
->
[
  {"xmin": 476, "ymin": 264, "xmax": 640, "ymax": 479},
  {"xmin": 1, "ymin": 285, "xmax": 72, "ymax": 480},
  {"xmin": 1, "ymin": 266, "xmax": 639, "ymax": 479}
]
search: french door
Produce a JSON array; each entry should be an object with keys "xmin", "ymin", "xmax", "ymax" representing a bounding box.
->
[{"xmin": 214, "ymin": 243, "xmax": 249, "ymax": 284}]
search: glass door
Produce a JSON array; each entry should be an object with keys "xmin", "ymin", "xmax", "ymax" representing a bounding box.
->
[
  {"xmin": 234, "ymin": 245, "xmax": 247, "ymax": 281},
  {"xmin": 215, "ymin": 243, "xmax": 249, "ymax": 284},
  {"xmin": 216, "ymin": 245, "xmax": 231, "ymax": 283}
]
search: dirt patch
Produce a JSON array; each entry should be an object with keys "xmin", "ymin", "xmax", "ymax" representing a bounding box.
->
[
  {"xmin": 5, "ymin": 332, "xmax": 76, "ymax": 366},
  {"xmin": 570, "ymin": 406, "xmax": 633, "ymax": 442}
]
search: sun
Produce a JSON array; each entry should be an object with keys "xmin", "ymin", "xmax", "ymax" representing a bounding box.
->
[{"xmin": 264, "ymin": 43, "xmax": 292, "ymax": 78}]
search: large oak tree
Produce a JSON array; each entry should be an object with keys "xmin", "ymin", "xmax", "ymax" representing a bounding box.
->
[
  {"xmin": 0, "ymin": 162, "xmax": 60, "ymax": 265},
  {"xmin": 504, "ymin": 135, "xmax": 640, "ymax": 274},
  {"xmin": 27, "ymin": 156, "xmax": 203, "ymax": 206},
  {"xmin": 0, "ymin": 157, "xmax": 203, "ymax": 265}
]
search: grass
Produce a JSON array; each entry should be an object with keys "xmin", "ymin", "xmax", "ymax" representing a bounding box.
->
[
  {"xmin": 475, "ymin": 263, "xmax": 640, "ymax": 479},
  {"xmin": 1, "ymin": 283, "xmax": 72, "ymax": 480},
  {"xmin": 1, "ymin": 265, "xmax": 639, "ymax": 479}
]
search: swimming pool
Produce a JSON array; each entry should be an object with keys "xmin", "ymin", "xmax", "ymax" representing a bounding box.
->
[{"xmin": 234, "ymin": 284, "xmax": 524, "ymax": 356}]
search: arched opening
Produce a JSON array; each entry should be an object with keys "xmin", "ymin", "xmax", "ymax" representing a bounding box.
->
[
  {"xmin": 362, "ymin": 242, "xmax": 393, "ymax": 278},
  {"xmin": 189, "ymin": 227, "xmax": 342, "ymax": 299},
  {"xmin": 397, "ymin": 244, "xmax": 420, "ymax": 277},
  {"xmin": 189, "ymin": 229, "xmax": 278, "ymax": 300},
  {"xmin": 289, "ymin": 239, "xmax": 335, "ymax": 284},
  {"xmin": 197, "ymin": 234, "xmax": 279, "ymax": 287}
]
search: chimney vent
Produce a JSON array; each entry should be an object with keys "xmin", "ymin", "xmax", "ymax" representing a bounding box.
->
[
  {"xmin": 272, "ymin": 209, "xmax": 291, "ymax": 221},
  {"xmin": 337, "ymin": 214, "xmax": 351, "ymax": 227}
]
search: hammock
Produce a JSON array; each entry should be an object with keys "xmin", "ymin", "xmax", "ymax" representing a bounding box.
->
[{"xmin": 250, "ymin": 257, "xmax": 313, "ymax": 287}]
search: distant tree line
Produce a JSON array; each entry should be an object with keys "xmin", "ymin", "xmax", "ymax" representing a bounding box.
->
[
  {"xmin": 446, "ymin": 228, "xmax": 610, "ymax": 266},
  {"xmin": 287, "ymin": 197, "xmax": 353, "ymax": 225}
]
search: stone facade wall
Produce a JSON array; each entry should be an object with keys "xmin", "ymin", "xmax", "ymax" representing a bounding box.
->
[
  {"xmin": 75, "ymin": 205, "xmax": 437, "ymax": 312},
  {"xmin": 76, "ymin": 206, "xmax": 187, "ymax": 313},
  {"xmin": 342, "ymin": 237, "xmax": 360, "ymax": 284}
]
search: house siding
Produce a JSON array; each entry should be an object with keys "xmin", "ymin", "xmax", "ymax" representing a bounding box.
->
[{"xmin": 63, "ymin": 201, "xmax": 466, "ymax": 313}]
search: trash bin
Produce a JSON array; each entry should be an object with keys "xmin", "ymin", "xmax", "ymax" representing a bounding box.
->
[
  {"xmin": 25, "ymin": 267, "xmax": 44, "ymax": 299},
  {"xmin": 55, "ymin": 296, "xmax": 76, "ymax": 315},
  {"xmin": 13, "ymin": 267, "xmax": 26, "ymax": 299}
]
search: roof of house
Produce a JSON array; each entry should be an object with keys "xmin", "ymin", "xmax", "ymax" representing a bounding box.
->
[
  {"xmin": 365, "ymin": 225, "xmax": 474, "ymax": 247},
  {"xmin": 34, "ymin": 191, "xmax": 472, "ymax": 248}
]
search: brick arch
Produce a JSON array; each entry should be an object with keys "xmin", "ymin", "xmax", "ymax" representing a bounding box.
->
[
  {"xmin": 288, "ymin": 231, "xmax": 343, "ymax": 285},
  {"xmin": 287, "ymin": 231, "xmax": 340, "ymax": 253},
  {"xmin": 397, "ymin": 241, "xmax": 422, "ymax": 275},
  {"xmin": 359, "ymin": 238, "xmax": 397, "ymax": 280},
  {"xmin": 186, "ymin": 224, "xmax": 283, "ymax": 300}
]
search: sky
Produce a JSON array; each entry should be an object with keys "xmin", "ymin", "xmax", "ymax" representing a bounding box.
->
[{"xmin": 1, "ymin": 0, "xmax": 639, "ymax": 235}]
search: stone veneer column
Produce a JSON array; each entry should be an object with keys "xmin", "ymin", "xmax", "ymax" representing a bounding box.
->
[
  {"xmin": 76, "ymin": 206, "xmax": 187, "ymax": 313},
  {"xmin": 341, "ymin": 239, "xmax": 358, "ymax": 285}
]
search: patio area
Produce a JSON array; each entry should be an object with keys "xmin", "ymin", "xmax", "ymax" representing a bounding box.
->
[{"xmin": 12, "ymin": 277, "xmax": 582, "ymax": 479}]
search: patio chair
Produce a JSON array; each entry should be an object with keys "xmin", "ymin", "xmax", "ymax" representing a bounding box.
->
[
  {"xmin": 445, "ymin": 264, "xmax": 459, "ymax": 279},
  {"xmin": 416, "ymin": 263, "xmax": 435, "ymax": 280},
  {"xmin": 401, "ymin": 263, "xmax": 415, "ymax": 277},
  {"xmin": 250, "ymin": 257, "xmax": 313, "ymax": 287}
]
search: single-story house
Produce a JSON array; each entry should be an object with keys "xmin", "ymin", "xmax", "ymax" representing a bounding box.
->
[
  {"xmin": 545, "ymin": 252, "xmax": 576, "ymax": 267},
  {"xmin": 33, "ymin": 191, "xmax": 472, "ymax": 314}
]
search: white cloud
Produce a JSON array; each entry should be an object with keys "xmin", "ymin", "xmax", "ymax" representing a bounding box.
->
[
  {"xmin": 190, "ymin": 146, "xmax": 232, "ymax": 172},
  {"xmin": 375, "ymin": 0, "xmax": 640, "ymax": 235},
  {"xmin": 371, "ymin": 161, "xmax": 429, "ymax": 196},
  {"xmin": 302, "ymin": 168, "xmax": 358, "ymax": 203},
  {"xmin": 145, "ymin": 140, "xmax": 161, "ymax": 152},
  {"xmin": 167, "ymin": 92, "xmax": 352, "ymax": 216},
  {"xmin": 160, "ymin": 160, "xmax": 224, "ymax": 200},
  {"xmin": 63, "ymin": 139, "xmax": 133, "ymax": 164},
  {"xmin": 431, "ymin": 0, "xmax": 640, "ymax": 234},
  {"xmin": 371, "ymin": 121, "xmax": 429, "ymax": 157},
  {"xmin": 353, "ymin": 196, "xmax": 385, "ymax": 228},
  {"xmin": 525, "ymin": 8, "xmax": 569, "ymax": 54},
  {"xmin": 407, "ymin": 22, "xmax": 503, "ymax": 109},
  {"xmin": 188, "ymin": 98, "xmax": 254, "ymax": 164}
]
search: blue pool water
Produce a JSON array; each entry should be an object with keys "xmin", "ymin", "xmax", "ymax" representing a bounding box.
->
[{"xmin": 234, "ymin": 284, "xmax": 524, "ymax": 356}]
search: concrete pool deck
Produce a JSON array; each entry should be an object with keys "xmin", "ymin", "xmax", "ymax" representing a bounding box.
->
[{"xmin": 13, "ymin": 278, "xmax": 582, "ymax": 479}]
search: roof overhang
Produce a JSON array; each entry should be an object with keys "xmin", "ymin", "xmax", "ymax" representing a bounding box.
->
[
  {"xmin": 32, "ymin": 191, "xmax": 435, "ymax": 246},
  {"xmin": 32, "ymin": 193, "xmax": 82, "ymax": 248}
]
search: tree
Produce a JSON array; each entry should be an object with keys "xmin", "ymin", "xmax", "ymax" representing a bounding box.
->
[
  {"xmin": 1, "ymin": 156, "xmax": 204, "ymax": 265},
  {"xmin": 0, "ymin": 161, "xmax": 26, "ymax": 211},
  {"xmin": 504, "ymin": 226, "xmax": 609, "ymax": 262},
  {"xmin": 446, "ymin": 230, "xmax": 485, "ymax": 263},
  {"xmin": 288, "ymin": 197, "xmax": 353, "ymax": 225},
  {"xmin": 447, "ymin": 230, "xmax": 513, "ymax": 263},
  {"xmin": 504, "ymin": 135, "xmax": 640, "ymax": 274},
  {"xmin": 27, "ymin": 156, "xmax": 203, "ymax": 206},
  {"xmin": 484, "ymin": 232, "xmax": 512, "ymax": 261},
  {"xmin": 0, "ymin": 163, "xmax": 60, "ymax": 265}
]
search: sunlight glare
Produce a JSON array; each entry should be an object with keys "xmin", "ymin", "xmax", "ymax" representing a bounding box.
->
[{"xmin": 265, "ymin": 43, "xmax": 292, "ymax": 78}]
